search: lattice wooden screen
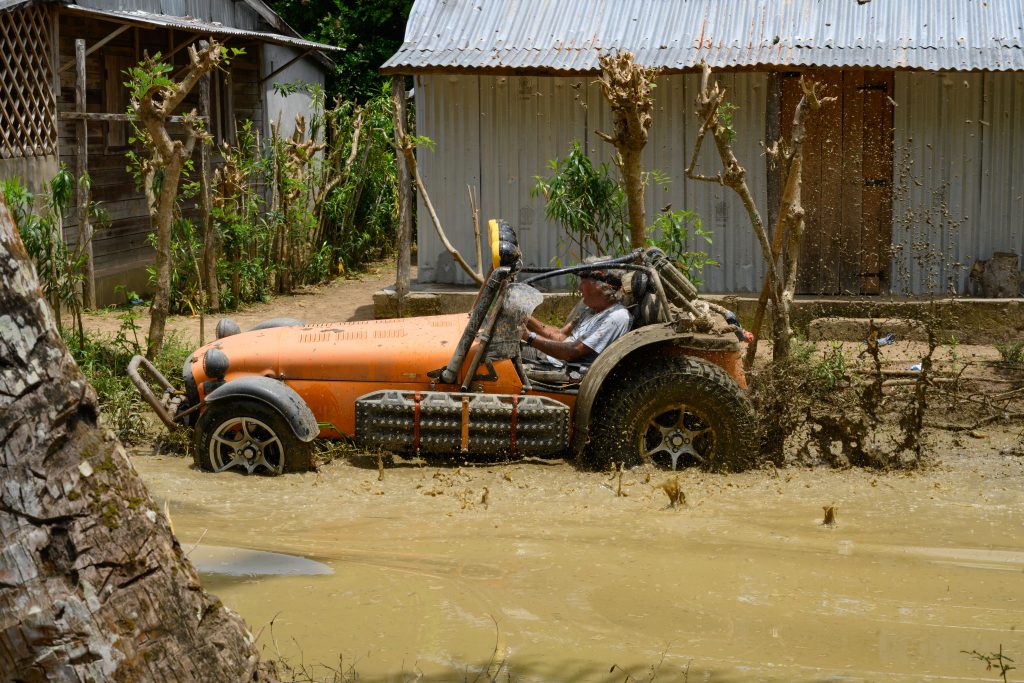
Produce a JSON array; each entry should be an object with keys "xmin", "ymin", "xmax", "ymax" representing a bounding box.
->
[{"xmin": 0, "ymin": 6, "xmax": 57, "ymax": 159}]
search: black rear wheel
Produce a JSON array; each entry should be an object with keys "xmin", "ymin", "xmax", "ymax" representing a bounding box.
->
[
  {"xmin": 585, "ymin": 355, "xmax": 757, "ymax": 472},
  {"xmin": 193, "ymin": 400, "xmax": 312, "ymax": 475}
]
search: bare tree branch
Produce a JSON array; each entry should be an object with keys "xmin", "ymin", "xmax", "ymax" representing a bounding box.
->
[
  {"xmin": 687, "ymin": 62, "xmax": 834, "ymax": 365},
  {"xmin": 597, "ymin": 50, "xmax": 659, "ymax": 248},
  {"xmin": 392, "ymin": 96, "xmax": 483, "ymax": 286}
]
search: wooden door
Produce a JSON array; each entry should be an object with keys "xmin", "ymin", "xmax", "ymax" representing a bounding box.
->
[{"xmin": 780, "ymin": 70, "xmax": 894, "ymax": 295}]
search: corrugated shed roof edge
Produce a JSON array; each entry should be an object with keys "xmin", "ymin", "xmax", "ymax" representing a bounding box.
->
[
  {"xmin": 381, "ymin": 0, "xmax": 1024, "ymax": 75},
  {"xmin": 381, "ymin": 48, "xmax": 1024, "ymax": 75}
]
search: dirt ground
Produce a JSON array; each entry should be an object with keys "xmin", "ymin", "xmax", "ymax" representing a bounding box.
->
[
  {"xmin": 81, "ymin": 261, "xmax": 399, "ymax": 345},
  {"xmin": 88, "ymin": 269, "xmax": 1024, "ymax": 681}
]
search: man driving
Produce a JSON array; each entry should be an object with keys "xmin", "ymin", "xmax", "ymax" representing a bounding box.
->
[{"xmin": 521, "ymin": 268, "xmax": 631, "ymax": 365}]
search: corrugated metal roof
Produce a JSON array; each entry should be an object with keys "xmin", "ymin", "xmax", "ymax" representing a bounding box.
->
[
  {"xmin": 382, "ymin": 0, "xmax": 1024, "ymax": 74},
  {"xmin": 61, "ymin": 4, "xmax": 342, "ymax": 53},
  {"xmin": 0, "ymin": 0, "xmax": 340, "ymax": 61}
]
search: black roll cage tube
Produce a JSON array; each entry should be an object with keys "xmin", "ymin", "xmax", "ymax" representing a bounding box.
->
[
  {"xmin": 436, "ymin": 248, "xmax": 712, "ymax": 389},
  {"xmin": 520, "ymin": 249, "xmax": 696, "ymax": 320}
]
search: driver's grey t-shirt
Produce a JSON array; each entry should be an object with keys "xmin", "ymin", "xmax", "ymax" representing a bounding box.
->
[{"xmin": 566, "ymin": 303, "xmax": 631, "ymax": 364}]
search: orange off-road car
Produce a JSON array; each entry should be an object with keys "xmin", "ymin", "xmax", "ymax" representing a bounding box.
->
[{"xmin": 131, "ymin": 221, "xmax": 756, "ymax": 475}]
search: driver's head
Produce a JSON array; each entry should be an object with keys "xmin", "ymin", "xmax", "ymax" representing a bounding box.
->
[{"xmin": 580, "ymin": 267, "xmax": 624, "ymax": 306}]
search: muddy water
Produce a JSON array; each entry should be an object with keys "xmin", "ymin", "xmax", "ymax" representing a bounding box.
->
[{"xmin": 133, "ymin": 431, "xmax": 1024, "ymax": 682}]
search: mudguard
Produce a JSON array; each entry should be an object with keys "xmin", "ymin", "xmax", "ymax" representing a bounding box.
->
[
  {"xmin": 250, "ymin": 317, "xmax": 304, "ymax": 330},
  {"xmin": 203, "ymin": 376, "xmax": 318, "ymax": 442},
  {"xmin": 571, "ymin": 323, "xmax": 742, "ymax": 458}
]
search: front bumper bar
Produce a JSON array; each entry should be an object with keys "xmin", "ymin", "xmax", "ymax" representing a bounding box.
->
[{"xmin": 128, "ymin": 355, "xmax": 187, "ymax": 430}]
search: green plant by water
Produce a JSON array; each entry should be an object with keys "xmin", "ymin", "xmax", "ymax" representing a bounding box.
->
[
  {"xmin": 206, "ymin": 84, "xmax": 399, "ymax": 310},
  {"xmin": 647, "ymin": 208, "xmax": 717, "ymax": 286},
  {"xmin": 122, "ymin": 71, "xmax": 399, "ymax": 315},
  {"xmin": 962, "ymin": 645, "xmax": 1015, "ymax": 683},
  {"xmin": 531, "ymin": 140, "xmax": 628, "ymax": 261}
]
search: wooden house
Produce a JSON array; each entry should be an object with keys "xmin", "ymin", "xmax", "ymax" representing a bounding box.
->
[{"xmin": 0, "ymin": 0, "xmax": 339, "ymax": 305}]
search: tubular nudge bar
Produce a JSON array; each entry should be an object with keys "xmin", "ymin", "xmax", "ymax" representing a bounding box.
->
[{"xmin": 128, "ymin": 355, "xmax": 192, "ymax": 430}]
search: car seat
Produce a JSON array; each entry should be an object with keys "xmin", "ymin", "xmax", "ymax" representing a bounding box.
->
[{"xmin": 626, "ymin": 270, "xmax": 661, "ymax": 329}]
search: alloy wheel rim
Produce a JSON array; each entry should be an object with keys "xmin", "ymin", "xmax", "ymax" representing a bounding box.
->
[
  {"xmin": 209, "ymin": 416, "xmax": 285, "ymax": 474},
  {"xmin": 641, "ymin": 404, "xmax": 716, "ymax": 469}
]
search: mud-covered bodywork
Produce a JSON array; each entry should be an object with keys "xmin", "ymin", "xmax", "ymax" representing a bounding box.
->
[{"xmin": 184, "ymin": 313, "xmax": 526, "ymax": 436}]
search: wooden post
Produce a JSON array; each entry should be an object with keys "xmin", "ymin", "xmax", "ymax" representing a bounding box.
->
[
  {"xmin": 49, "ymin": 7, "xmax": 60, "ymax": 143},
  {"xmin": 75, "ymin": 39, "xmax": 96, "ymax": 309},
  {"xmin": 392, "ymin": 75, "xmax": 413, "ymax": 317},
  {"xmin": 198, "ymin": 41, "xmax": 218, "ymax": 314},
  {"xmin": 741, "ymin": 71, "xmax": 786, "ymax": 369}
]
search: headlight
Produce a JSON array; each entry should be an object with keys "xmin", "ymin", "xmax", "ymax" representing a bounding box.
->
[{"xmin": 488, "ymin": 218, "xmax": 521, "ymax": 270}]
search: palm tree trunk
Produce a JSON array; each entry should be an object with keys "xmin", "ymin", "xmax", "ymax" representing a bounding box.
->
[{"xmin": 0, "ymin": 199, "xmax": 277, "ymax": 682}]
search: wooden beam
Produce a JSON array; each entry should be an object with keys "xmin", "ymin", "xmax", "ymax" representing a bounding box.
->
[
  {"xmin": 59, "ymin": 112, "xmax": 209, "ymax": 123},
  {"xmin": 259, "ymin": 49, "xmax": 313, "ymax": 85},
  {"xmin": 198, "ymin": 40, "xmax": 218, "ymax": 317},
  {"xmin": 49, "ymin": 5, "xmax": 61, "ymax": 153},
  {"xmin": 59, "ymin": 25, "xmax": 130, "ymax": 73},
  {"xmin": 75, "ymin": 39, "xmax": 96, "ymax": 309}
]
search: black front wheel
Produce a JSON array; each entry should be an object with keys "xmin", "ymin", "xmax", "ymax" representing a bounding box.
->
[
  {"xmin": 586, "ymin": 355, "xmax": 757, "ymax": 472},
  {"xmin": 193, "ymin": 400, "xmax": 312, "ymax": 475}
]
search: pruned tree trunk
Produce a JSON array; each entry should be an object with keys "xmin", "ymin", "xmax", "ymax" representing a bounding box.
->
[
  {"xmin": 135, "ymin": 42, "xmax": 223, "ymax": 359},
  {"xmin": 686, "ymin": 62, "xmax": 833, "ymax": 364},
  {"xmin": 596, "ymin": 50, "xmax": 658, "ymax": 249},
  {"xmin": 767, "ymin": 76, "xmax": 832, "ymax": 359},
  {"xmin": 313, "ymin": 105, "xmax": 365, "ymax": 251},
  {"xmin": 0, "ymin": 198, "xmax": 277, "ymax": 682}
]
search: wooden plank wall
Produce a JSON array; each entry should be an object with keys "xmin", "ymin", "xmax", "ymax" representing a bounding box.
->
[
  {"xmin": 784, "ymin": 69, "xmax": 894, "ymax": 295},
  {"xmin": 55, "ymin": 12, "xmax": 264, "ymax": 303}
]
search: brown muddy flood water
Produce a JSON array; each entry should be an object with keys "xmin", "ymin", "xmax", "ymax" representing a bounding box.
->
[{"xmin": 133, "ymin": 430, "xmax": 1024, "ymax": 682}]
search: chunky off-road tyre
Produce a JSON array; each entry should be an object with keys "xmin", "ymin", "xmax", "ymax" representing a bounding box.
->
[
  {"xmin": 585, "ymin": 355, "xmax": 757, "ymax": 472},
  {"xmin": 193, "ymin": 399, "xmax": 312, "ymax": 475}
]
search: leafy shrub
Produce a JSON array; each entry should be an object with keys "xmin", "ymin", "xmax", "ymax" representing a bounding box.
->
[
  {"xmin": 532, "ymin": 140, "xmax": 627, "ymax": 261},
  {"xmin": 996, "ymin": 340, "xmax": 1024, "ymax": 367},
  {"xmin": 2, "ymin": 167, "xmax": 106, "ymax": 334},
  {"xmin": 647, "ymin": 209, "xmax": 718, "ymax": 286},
  {"xmin": 533, "ymin": 141, "xmax": 718, "ymax": 285}
]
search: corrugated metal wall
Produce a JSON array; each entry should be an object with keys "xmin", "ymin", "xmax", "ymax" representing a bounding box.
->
[
  {"xmin": 419, "ymin": 70, "xmax": 1024, "ymax": 295},
  {"xmin": 415, "ymin": 72, "xmax": 769, "ymax": 292},
  {"xmin": 892, "ymin": 72, "xmax": 1024, "ymax": 295}
]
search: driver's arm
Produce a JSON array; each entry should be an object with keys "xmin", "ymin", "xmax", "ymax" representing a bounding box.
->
[
  {"xmin": 524, "ymin": 315, "xmax": 574, "ymax": 341},
  {"xmin": 526, "ymin": 335, "xmax": 594, "ymax": 362}
]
